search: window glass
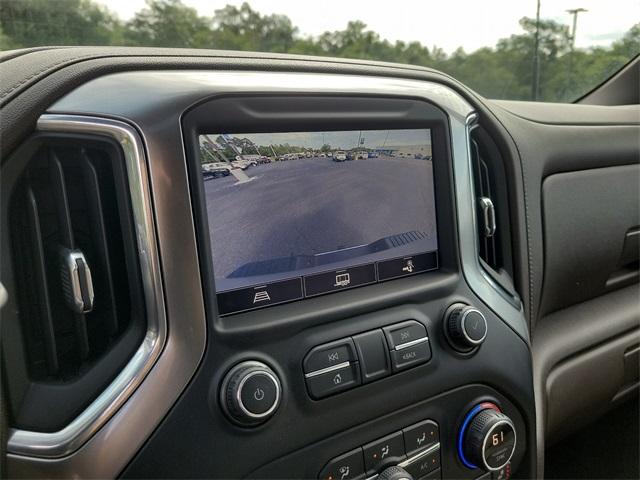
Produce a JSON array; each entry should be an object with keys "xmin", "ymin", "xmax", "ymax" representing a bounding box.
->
[{"xmin": 1, "ymin": 0, "xmax": 637, "ymax": 102}]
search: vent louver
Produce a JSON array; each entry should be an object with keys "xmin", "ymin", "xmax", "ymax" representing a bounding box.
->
[
  {"xmin": 471, "ymin": 137, "xmax": 499, "ymax": 270},
  {"xmin": 5, "ymin": 136, "xmax": 145, "ymax": 432},
  {"xmin": 469, "ymin": 127, "xmax": 516, "ymax": 296}
]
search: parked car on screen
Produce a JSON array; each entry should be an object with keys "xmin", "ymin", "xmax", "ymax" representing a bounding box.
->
[
  {"xmin": 202, "ymin": 162, "xmax": 232, "ymax": 178},
  {"xmin": 368, "ymin": 151, "xmax": 379, "ymax": 158},
  {"xmin": 355, "ymin": 150, "xmax": 368, "ymax": 160},
  {"xmin": 333, "ymin": 151, "xmax": 347, "ymax": 161},
  {"xmin": 232, "ymin": 159, "xmax": 252, "ymax": 170}
]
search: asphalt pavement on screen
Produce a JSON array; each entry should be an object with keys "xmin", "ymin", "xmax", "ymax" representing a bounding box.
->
[{"xmin": 204, "ymin": 155, "xmax": 437, "ymax": 280}]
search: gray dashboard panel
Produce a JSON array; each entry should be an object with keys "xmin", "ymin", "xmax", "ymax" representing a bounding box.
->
[
  {"xmin": 541, "ymin": 164, "xmax": 640, "ymax": 314},
  {"xmin": 490, "ymin": 89, "xmax": 640, "ymax": 477},
  {"xmin": 3, "ymin": 71, "xmax": 529, "ymax": 477},
  {"xmin": 48, "ymin": 70, "xmax": 527, "ymax": 341},
  {"xmin": 3, "ymin": 46, "xmax": 637, "ymax": 480},
  {"xmin": 491, "ymin": 100, "xmax": 640, "ymax": 125}
]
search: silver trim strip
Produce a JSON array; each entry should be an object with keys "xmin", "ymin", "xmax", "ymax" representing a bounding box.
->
[
  {"xmin": 399, "ymin": 441, "xmax": 441, "ymax": 468},
  {"xmin": 0, "ymin": 281, "xmax": 7, "ymax": 309},
  {"xmin": 304, "ymin": 361, "xmax": 351, "ymax": 378},
  {"xmin": 395, "ymin": 337, "xmax": 429, "ymax": 351},
  {"xmin": 458, "ymin": 115, "xmax": 528, "ymax": 339},
  {"xmin": 7, "ymin": 116, "xmax": 167, "ymax": 458}
]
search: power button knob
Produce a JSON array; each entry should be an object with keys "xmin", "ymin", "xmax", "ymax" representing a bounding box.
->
[{"xmin": 221, "ymin": 361, "xmax": 281, "ymax": 426}]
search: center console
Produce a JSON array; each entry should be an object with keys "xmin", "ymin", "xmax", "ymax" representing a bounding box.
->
[
  {"xmin": 179, "ymin": 87, "xmax": 532, "ymax": 480},
  {"xmin": 10, "ymin": 70, "xmax": 535, "ymax": 479}
]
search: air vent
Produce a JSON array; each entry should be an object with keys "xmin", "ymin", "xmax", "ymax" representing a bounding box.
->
[
  {"xmin": 469, "ymin": 127, "xmax": 516, "ymax": 295},
  {"xmin": 471, "ymin": 137, "xmax": 500, "ymax": 269},
  {"xmin": 4, "ymin": 135, "xmax": 145, "ymax": 432}
]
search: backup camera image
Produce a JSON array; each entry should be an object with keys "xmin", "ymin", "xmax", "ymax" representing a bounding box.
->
[{"xmin": 200, "ymin": 128, "xmax": 438, "ymax": 297}]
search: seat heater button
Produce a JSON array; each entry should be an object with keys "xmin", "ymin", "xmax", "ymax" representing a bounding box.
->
[{"xmin": 403, "ymin": 420, "xmax": 439, "ymax": 456}]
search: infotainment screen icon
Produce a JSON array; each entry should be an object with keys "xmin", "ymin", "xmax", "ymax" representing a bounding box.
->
[{"xmin": 199, "ymin": 128, "xmax": 438, "ymax": 315}]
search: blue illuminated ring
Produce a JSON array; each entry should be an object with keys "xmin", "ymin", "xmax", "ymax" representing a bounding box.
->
[{"xmin": 457, "ymin": 402, "xmax": 500, "ymax": 469}]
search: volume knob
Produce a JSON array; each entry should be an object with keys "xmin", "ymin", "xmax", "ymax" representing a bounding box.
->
[
  {"xmin": 444, "ymin": 304, "xmax": 487, "ymax": 352},
  {"xmin": 220, "ymin": 361, "xmax": 281, "ymax": 426}
]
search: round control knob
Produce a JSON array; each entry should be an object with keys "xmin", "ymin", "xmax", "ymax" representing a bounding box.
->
[
  {"xmin": 378, "ymin": 466, "xmax": 414, "ymax": 480},
  {"xmin": 220, "ymin": 360, "xmax": 281, "ymax": 426},
  {"xmin": 458, "ymin": 403, "xmax": 516, "ymax": 471},
  {"xmin": 444, "ymin": 304, "xmax": 487, "ymax": 352}
]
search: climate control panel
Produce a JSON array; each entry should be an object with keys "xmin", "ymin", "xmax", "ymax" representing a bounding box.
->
[
  {"xmin": 319, "ymin": 418, "xmax": 441, "ymax": 480},
  {"xmin": 316, "ymin": 400, "xmax": 518, "ymax": 480}
]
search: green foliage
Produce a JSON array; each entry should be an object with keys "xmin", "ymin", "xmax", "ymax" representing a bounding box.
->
[
  {"xmin": 1, "ymin": 0, "xmax": 637, "ymax": 103},
  {"xmin": 123, "ymin": 0, "xmax": 210, "ymax": 47},
  {"xmin": 211, "ymin": 2, "xmax": 297, "ymax": 52},
  {"xmin": 0, "ymin": 0, "xmax": 120, "ymax": 47}
]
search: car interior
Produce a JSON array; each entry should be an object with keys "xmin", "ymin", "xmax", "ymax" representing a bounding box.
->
[{"xmin": 0, "ymin": 4, "xmax": 639, "ymax": 479}]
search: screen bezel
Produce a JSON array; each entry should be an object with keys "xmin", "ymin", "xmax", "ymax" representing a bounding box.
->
[{"xmin": 182, "ymin": 94, "xmax": 460, "ymax": 325}]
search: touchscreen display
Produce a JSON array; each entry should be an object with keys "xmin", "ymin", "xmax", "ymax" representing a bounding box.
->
[{"xmin": 200, "ymin": 128, "xmax": 438, "ymax": 314}]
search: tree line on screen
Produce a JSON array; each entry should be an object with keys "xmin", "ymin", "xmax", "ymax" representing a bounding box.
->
[
  {"xmin": 1, "ymin": 0, "xmax": 638, "ymax": 102},
  {"xmin": 201, "ymin": 134, "xmax": 338, "ymax": 162}
]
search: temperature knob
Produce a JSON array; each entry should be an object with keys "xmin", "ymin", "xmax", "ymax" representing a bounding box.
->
[
  {"xmin": 444, "ymin": 304, "xmax": 487, "ymax": 352},
  {"xmin": 378, "ymin": 466, "xmax": 414, "ymax": 480},
  {"xmin": 220, "ymin": 360, "xmax": 281, "ymax": 426},
  {"xmin": 458, "ymin": 403, "xmax": 516, "ymax": 471}
]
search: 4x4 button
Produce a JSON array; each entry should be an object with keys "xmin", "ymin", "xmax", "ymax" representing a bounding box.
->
[{"xmin": 391, "ymin": 340, "xmax": 432, "ymax": 372}]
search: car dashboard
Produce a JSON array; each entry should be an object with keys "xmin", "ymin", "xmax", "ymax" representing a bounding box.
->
[{"xmin": 0, "ymin": 48, "xmax": 638, "ymax": 480}]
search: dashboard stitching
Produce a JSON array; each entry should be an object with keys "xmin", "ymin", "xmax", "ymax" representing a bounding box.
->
[{"xmin": 0, "ymin": 53, "xmax": 99, "ymax": 102}]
